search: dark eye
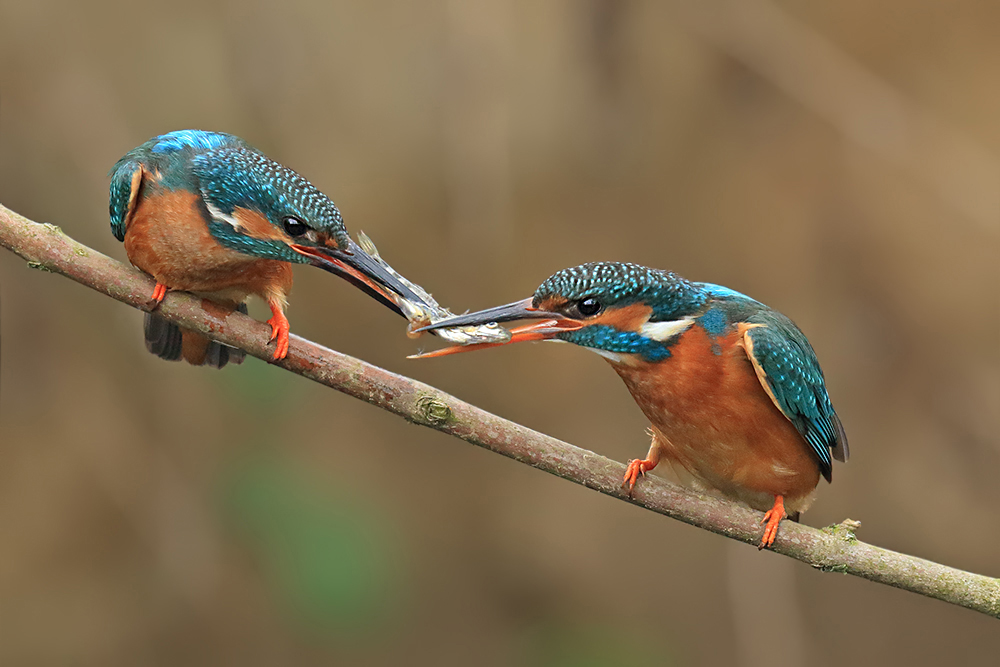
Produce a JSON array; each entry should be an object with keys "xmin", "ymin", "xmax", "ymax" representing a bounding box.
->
[
  {"xmin": 282, "ymin": 216, "xmax": 308, "ymax": 237},
  {"xmin": 576, "ymin": 297, "xmax": 603, "ymax": 317}
]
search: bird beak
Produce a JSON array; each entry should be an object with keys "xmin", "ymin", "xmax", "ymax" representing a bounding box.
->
[
  {"xmin": 291, "ymin": 238, "xmax": 425, "ymax": 317},
  {"xmin": 408, "ymin": 297, "xmax": 583, "ymax": 358}
]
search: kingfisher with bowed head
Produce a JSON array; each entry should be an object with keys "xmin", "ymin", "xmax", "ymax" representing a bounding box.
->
[
  {"xmin": 416, "ymin": 262, "xmax": 848, "ymax": 548},
  {"xmin": 109, "ymin": 130, "xmax": 428, "ymax": 367}
]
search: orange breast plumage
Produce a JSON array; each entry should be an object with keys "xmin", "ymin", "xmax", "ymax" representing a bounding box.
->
[
  {"xmin": 124, "ymin": 188, "xmax": 292, "ymax": 301},
  {"xmin": 609, "ymin": 323, "xmax": 821, "ymax": 513}
]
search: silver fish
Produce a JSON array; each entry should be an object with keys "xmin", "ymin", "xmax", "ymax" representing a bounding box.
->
[{"xmin": 356, "ymin": 231, "xmax": 512, "ymax": 345}]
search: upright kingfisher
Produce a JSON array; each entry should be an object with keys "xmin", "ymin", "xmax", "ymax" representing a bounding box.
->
[
  {"xmin": 416, "ymin": 262, "xmax": 848, "ymax": 548},
  {"xmin": 110, "ymin": 130, "xmax": 425, "ymax": 367}
]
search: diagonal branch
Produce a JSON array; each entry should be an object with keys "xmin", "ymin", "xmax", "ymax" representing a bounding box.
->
[{"xmin": 1, "ymin": 202, "xmax": 998, "ymax": 619}]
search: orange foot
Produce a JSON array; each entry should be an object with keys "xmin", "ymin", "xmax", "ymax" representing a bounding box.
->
[
  {"xmin": 267, "ymin": 310, "xmax": 290, "ymax": 361},
  {"xmin": 759, "ymin": 495, "xmax": 787, "ymax": 550},
  {"xmin": 149, "ymin": 282, "xmax": 168, "ymax": 307},
  {"xmin": 623, "ymin": 458, "xmax": 657, "ymax": 495}
]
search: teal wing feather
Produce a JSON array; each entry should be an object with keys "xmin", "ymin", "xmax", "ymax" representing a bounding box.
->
[
  {"xmin": 744, "ymin": 320, "xmax": 848, "ymax": 482},
  {"xmin": 109, "ymin": 158, "xmax": 141, "ymax": 242}
]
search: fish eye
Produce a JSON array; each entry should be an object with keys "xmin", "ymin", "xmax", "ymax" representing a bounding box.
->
[
  {"xmin": 576, "ymin": 297, "xmax": 603, "ymax": 317},
  {"xmin": 282, "ymin": 216, "xmax": 308, "ymax": 237}
]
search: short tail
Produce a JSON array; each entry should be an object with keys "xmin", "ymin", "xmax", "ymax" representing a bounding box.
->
[{"xmin": 143, "ymin": 303, "xmax": 247, "ymax": 369}]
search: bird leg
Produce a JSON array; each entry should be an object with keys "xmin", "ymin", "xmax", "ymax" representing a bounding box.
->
[
  {"xmin": 266, "ymin": 298, "xmax": 291, "ymax": 361},
  {"xmin": 149, "ymin": 282, "xmax": 168, "ymax": 307},
  {"xmin": 623, "ymin": 441, "xmax": 662, "ymax": 495},
  {"xmin": 759, "ymin": 495, "xmax": 787, "ymax": 550}
]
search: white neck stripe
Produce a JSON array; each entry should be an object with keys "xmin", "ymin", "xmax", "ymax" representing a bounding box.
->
[
  {"xmin": 203, "ymin": 197, "xmax": 243, "ymax": 231},
  {"xmin": 638, "ymin": 317, "xmax": 695, "ymax": 341}
]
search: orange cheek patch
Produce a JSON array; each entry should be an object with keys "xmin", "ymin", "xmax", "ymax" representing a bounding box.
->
[
  {"xmin": 233, "ymin": 207, "xmax": 290, "ymax": 243},
  {"xmin": 589, "ymin": 303, "xmax": 654, "ymax": 331},
  {"xmin": 534, "ymin": 296, "xmax": 568, "ymax": 312}
]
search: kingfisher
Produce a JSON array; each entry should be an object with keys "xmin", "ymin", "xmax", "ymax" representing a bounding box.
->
[
  {"xmin": 109, "ymin": 130, "xmax": 426, "ymax": 367},
  {"xmin": 415, "ymin": 262, "xmax": 848, "ymax": 548}
]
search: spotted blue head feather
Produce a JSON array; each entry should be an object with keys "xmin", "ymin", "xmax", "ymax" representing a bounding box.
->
[
  {"xmin": 421, "ymin": 260, "xmax": 849, "ymax": 478},
  {"xmin": 109, "ymin": 130, "xmax": 351, "ymax": 260},
  {"xmin": 534, "ymin": 262, "xmax": 709, "ymax": 321}
]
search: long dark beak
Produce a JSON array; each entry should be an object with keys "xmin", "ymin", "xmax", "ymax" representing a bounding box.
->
[
  {"xmin": 292, "ymin": 239, "xmax": 425, "ymax": 317},
  {"xmin": 410, "ymin": 297, "xmax": 582, "ymax": 358}
]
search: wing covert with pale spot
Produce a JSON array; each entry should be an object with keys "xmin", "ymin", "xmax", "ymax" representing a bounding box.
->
[
  {"xmin": 742, "ymin": 318, "xmax": 848, "ymax": 482},
  {"xmin": 108, "ymin": 159, "xmax": 141, "ymax": 242}
]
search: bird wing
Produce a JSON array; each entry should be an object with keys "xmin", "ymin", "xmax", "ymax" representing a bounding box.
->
[
  {"xmin": 741, "ymin": 322, "xmax": 848, "ymax": 482},
  {"xmin": 108, "ymin": 159, "xmax": 144, "ymax": 242}
]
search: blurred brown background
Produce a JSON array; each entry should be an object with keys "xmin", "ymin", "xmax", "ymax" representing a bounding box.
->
[{"xmin": 1, "ymin": 1, "xmax": 998, "ymax": 665}]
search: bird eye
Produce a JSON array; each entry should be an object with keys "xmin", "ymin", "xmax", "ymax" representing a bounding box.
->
[
  {"xmin": 576, "ymin": 297, "xmax": 603, "ymax": 317},
  {"xmin": 282, "ymin": 216, "xmax": 308, "ymax": 237}
]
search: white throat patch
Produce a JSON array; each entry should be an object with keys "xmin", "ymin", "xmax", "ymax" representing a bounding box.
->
[
  {"xmin": 203, "ymin": 196, "xmax": 243, "ymax": 231},
  {"xmin": 638, "ymin": 317, "xmax": 695, "ymax": 342},
  {"xmin": 580, "ymin": 317, "xmax": 695, "ymax": 366}
]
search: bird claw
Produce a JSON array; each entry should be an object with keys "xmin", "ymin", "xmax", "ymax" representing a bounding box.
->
[
  {"xmin": 266, "ymin": 313, "xmax": 290, "ymax": 361},
  {"xmin": 758, "ymin": 497, "xmax": 787, "ymax": 550},
  {"xmin": 622, "ymin": 458, "xmax": 651, "ymax": 496},
  {"xmin": 148, "ymin": 282, "xmax": 168, "ymax": 309}
]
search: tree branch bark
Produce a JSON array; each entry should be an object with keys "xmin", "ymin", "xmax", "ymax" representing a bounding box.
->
[{"xmin": 1, "ymin": 202, "xmax": 997, "ymax": 619}]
